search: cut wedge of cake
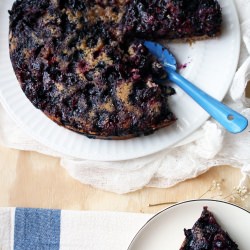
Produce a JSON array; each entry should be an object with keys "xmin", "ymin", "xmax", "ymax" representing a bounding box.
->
[{"xmin": 180, "ymin": 207, "xmax": 239, "ymax": 250}]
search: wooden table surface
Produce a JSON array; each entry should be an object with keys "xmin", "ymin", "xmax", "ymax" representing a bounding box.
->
[{"xmin": 0, "ymin": 144, "xmax": 248, "ymax": 213}]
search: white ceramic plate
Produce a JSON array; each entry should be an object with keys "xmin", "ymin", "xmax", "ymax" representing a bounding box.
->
[
  {"xmin": 0, "ymin": 0, "xmax": 240, "ymax": 161},
  {"xmin": 128, "ymin": 199, "xmax": 250, "ymax": 250}
]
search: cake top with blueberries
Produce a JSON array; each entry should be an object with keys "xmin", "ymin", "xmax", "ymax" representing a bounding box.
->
[{"xmin": 9, "ymin": 0, "xmax": 222, "ymax": 139}]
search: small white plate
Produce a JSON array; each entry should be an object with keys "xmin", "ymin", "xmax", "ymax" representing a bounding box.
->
[
  {"xmin": 0, "ymin": 0, "xmax": 240, "ymax": 161},
  {"xmin": 128, "ymin": 199, "xmax": 250, "ymax": 250}
]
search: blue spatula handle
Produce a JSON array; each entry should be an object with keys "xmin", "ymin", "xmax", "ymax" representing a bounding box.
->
[{"xmin": 168, "ymin": 70, "xmax": 248, "ymax": 133}]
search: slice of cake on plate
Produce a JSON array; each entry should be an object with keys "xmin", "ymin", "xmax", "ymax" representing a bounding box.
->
[{"xmin": 180, "ymin": 206, "xmax": 239, "ymax": 250}]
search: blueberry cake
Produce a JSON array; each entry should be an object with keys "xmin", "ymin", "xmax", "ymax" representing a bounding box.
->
[
  {"xmin": 180, "ymin": 207, "xmax": 239, "ymax": 250},
  {"xmin": 9, "ymin": 0, "xmax": 222, "ymax": 139}
]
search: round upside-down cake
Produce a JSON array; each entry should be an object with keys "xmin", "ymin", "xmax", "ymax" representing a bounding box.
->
[{"xmin": 9, "ymin": 0, "xmax": 222, "ymax": 139}]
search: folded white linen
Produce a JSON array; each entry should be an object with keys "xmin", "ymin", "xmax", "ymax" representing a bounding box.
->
[{"xmin": 0, "ymin": 207, "xmax": 150, "ymax": 250}]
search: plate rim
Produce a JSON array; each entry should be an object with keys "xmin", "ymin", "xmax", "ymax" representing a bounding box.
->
[{"xmin": 127, "ymin": 199, "xmax": 250, "ymax": 250}]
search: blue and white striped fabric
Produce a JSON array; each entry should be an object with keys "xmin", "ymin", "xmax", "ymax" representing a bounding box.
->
[{"xmin": 0, "ymin": 208, "xmax": 150, "ymax": 250}]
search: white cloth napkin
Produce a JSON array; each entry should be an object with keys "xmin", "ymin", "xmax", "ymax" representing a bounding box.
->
[
  {"xmin": 0, "ymin": 207, "xmax": 151, "ymax": 250},
  {"xmin": 1, "ymin": 0, "xmax": 250, "ymax": 194}
]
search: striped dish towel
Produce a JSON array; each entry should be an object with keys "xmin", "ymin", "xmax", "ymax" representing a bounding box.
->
[{"xmin": 0, "ymin": 208, "xmax": 150, "ymax": 250}]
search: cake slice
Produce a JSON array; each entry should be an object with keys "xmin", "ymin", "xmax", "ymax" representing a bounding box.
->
[
  {"xmin": 180, "ymin": 207, "xmax": 239, "ymax": 250},
  {"xmin": 122, "ymin": 0, "xmax": 222, "ymax": 40}
]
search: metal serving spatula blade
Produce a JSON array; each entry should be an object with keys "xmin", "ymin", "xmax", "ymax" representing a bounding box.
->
[{"xmin": 144, "ymin": 41, "xmax": 248, "ymax": 134}]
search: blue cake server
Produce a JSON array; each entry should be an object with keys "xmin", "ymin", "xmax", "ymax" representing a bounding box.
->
[{"xmin": 144, "ymin": 41, "xmax": 248, "ymax": 134}]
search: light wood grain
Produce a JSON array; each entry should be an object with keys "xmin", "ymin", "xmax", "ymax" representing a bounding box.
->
[
  {"xmin": 246, "ymin": 81, "xmax": 250, "ymax": 97},
  {"xmin": 0, "ymin": 144, "xmax": 246, "ymax": 213}
]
